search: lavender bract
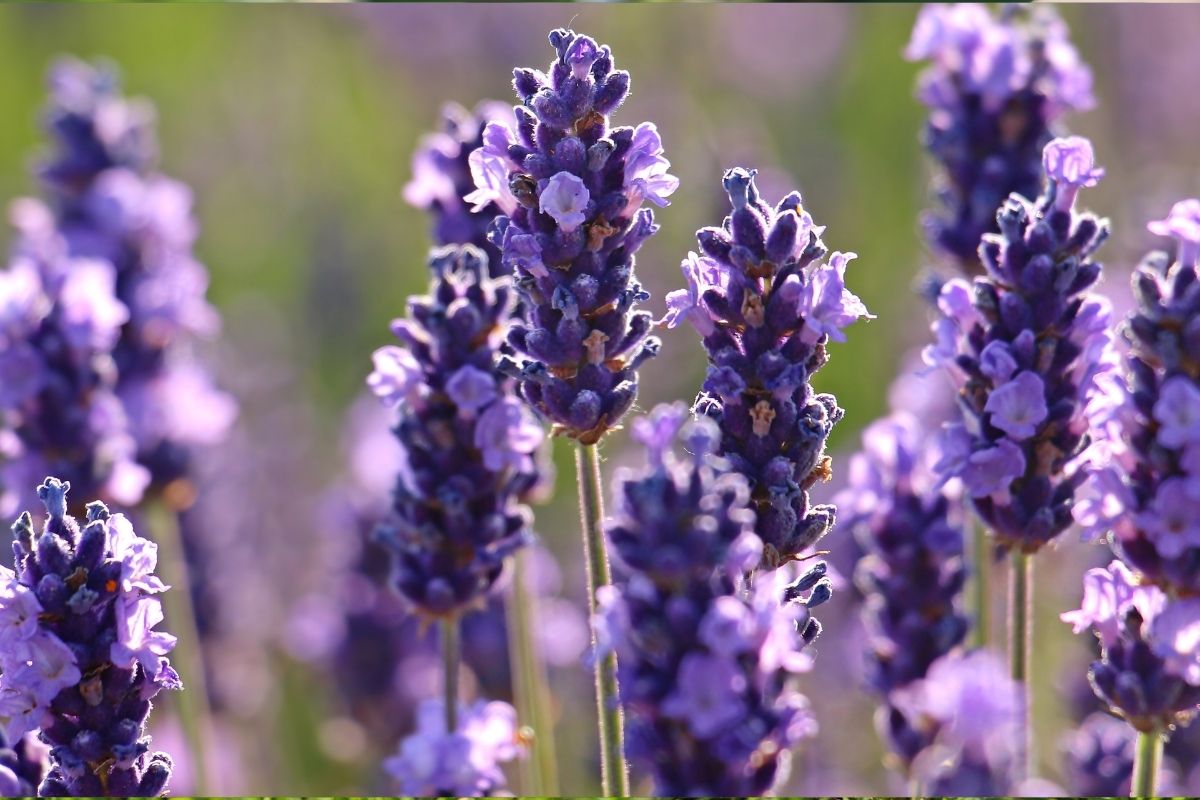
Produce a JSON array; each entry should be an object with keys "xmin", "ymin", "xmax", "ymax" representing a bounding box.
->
[
  {"xmin": 476, "ymin": 28, "xmax": 678, "ymax": 443},
  {"xmin": 368, "ymin": 245, "xmax": 542, "ymax": 618},
  {"xmin": 34, "ymin": 59, "xmax": 235, "ymax": 504},
  {"xmin": 599, "ymin": 404, "xmax": 828, "ymax": 795},
  {"xmin": 405, "ymin": 102, "xmax": 511, "ymax": 271},
  {"xmin": 0, "ymin": 477, "xmax": 179, "ymax": 796},
  {"xmin": 1075, "ymin": 200, "xmax": 1200, "ymax": 592},
  {"xmin": 927, "ymin": 136, "xmax": 1112, "ymax": 554},
  {"xmin": 906, "ymin": 3, "xmax": 1094, "ymax": 270},
  {"xmin": 1062, "ymin": 561, "xmax": 1200, "ymax": 733},
  {"xmin": 666, "ymin": 168, "xmax": 869, "ymax": 568},
  {"xmin": 383, "ymin": 697, "xmax": 522, "ymax": 796}
]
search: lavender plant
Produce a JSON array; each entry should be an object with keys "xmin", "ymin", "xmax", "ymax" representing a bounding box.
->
[
  {"xmin": 598, "ymin": 404, "xmax": 828, "ymax": 794},
  {"xmin": 0, "ymin": 731, "xmax": 45, "ymax": 796},
  {"xmin": 905, "ymin": 3, "xmax": 1095, "ymax": 271},
  {"xmin": 664, "ymin": 167, "xmax": 870, "ymax": 569},
  {"xmin": 472, "ymin": 29, "xmax": 678, "ymax": 790},
  {"xmin": 0, "ymin": 477, "xmax": 179, "ymax": 796}
]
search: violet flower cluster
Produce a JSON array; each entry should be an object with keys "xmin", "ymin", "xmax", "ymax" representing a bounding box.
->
[
  {"xmin": 0, "ymin": 477, "xmax": 179, "ymax": 796},
  {"xmin": 598, "ymin": 404, "xmax": 828, "ymax": 795},
  {"xmin": 926, "ymin": 136, "xmax": 1112, "ymax": 554},
  {"xmin": 405, "ymin": 101, "xmax": 511, "ymax": 270},
  {"xmin": 1075, "ymin": 200, "xmax": 1200, "ymax": 591},
  {"xmin": 665, "ymin": 167, "xmax": 870, "ymax": 568},
  {"xmin": 383, "ymin": 697, "xmax": 522, "ymax": 796},
  {"xmin": 906, "ymin": 3, "xmax": 1094, "ymax": 270},
  {"xmin": 474, "ymin": 28, "xmax": 678, "ymax": 444},
  {"xmin": 0, "ymin": 730, "xmax": 45, "ymax": 796},
  {"xmin": 1062, "ymin": 561, "xmax": 1200, "ymax": 733},
  {"xmin": 368, "ymin": 245, "xmax": 543, "ymax": 618},
  {"xmin": 34, "ymin": 58, "xmax": 234, "ymax": 503},
  {"xmin": 837, "ymin": 413, "xmax": 969, "ymax": 766}
]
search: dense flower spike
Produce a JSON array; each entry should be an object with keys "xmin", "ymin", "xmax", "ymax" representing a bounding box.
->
[
  {"xmin": 0, "ymin": 731, "xmax": 45, "ymax": 796},
  {"xmin": 667, "ymin": 168, "xmax": 869, "ymax": 568},
  {"xmin": 1061, "ymin": 711, "xmax": 1140, "ymax": 796},
  {"xmin": 1062, "ymin": 561, "xmax": 1200, "ymax": 732},
  {"xmin": 0, "ymin": 477, "xmax": 179, "ymax": 796},
  {"xmin": 599, "ymin": 404, "xmax": 828, "ymax": 794},
  {"xmin": 35, "ymin": 57, "xmax": 235, "ymax": 502},
  {"xmin": 1075, "ymin": 199, "xmax": 1200, "ymax": 592},
  {"xmin": 927, "ymin": 136, "xmax": 1112, "ymax": 554},
  {"xmin": 405, "ymin": 102, "xmax": 511, "ymax": 270},
  {"xmin": 906, "ymin": 4, "xmax": 1094, "ymax": 269},
  {"xmin": 477, "ymin": 28, "xmax": 678, "ymax": 443},
  {"xmin": 890, "ymin": 651, "xmax": 1020, "ymax": 794},
  {"xmin": 384, "ymin": 698, "xmax": 522, "ymax": 796},
  {"xmin": 368, "ymin": 245, "xmax": 542, "ymax": 618}
]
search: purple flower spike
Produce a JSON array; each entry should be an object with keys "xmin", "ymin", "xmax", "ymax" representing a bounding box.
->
[
  {"xmin": 369, "ymin": 246, "xmax": 542, "ymax": 618},
  {"xmin": 681, "ymin": 168, "xmax": 869, "ymax": 568},
  {"xmin": 600, "ymin": 403, "xmax": 826, "ymax": 794},
  {"xmin": 907, "ymin": 4, "xmax": 1094, "ymax": 270},
  {"xmin": 1061, "ymin": 562, "xmax": 1200, "ymax": 732},
  {"xmin": 0, "ymin": 478, "xmax": 180, "ymax": 796},
  {"xmin": 1148, "ymin": 198, "xmax": 1200, "ymax": 270},
  {"xmin": 1074, "ymin": 200, "xmax": 1200, "ymax": 592},
  {"xmin": 930, "ymin": 135, "xmax": 1112, "ymax": 554},
  {"xmin": 478, "ymin": 28, "xmax": 677, "ymax": 444},
  {"xmin": 1043, "ymin": 135, "xmax": 1104, "ymax": 211},
  {"xmin": 405, "ymin": 101, "xmax": 512, "ymax": 270}
]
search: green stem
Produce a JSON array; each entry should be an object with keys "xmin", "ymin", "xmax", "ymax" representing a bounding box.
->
[
  {"xmin": 147, "ymin": 503, "xmax": 211, "ymax": 795},
  {"xmin": 507, "ymin": 550, "xmax": 560, "ymax": 794},
  {"xmin": 970, "ymin": 518, "xmax": 990, "ymax": 649},
  {"xmin": 1132, "ymin": 729, "xmax": 1162, "ymax": 798},
  {"xmin": 1008, "ymin": 551, "xmax": 1033, "ymax": 780},
  {"xmin": 441, "ymin": 618, "xmax": 460, "ymax": 733},
  {"xmin": 574, "ymin": 442, "xmax": 628, "ymax": 797}
]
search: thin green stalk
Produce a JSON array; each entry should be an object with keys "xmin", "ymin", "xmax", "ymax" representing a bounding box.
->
[
  {"xmin": 1008, "ymin": 551, "xmax": 1033, "ymax": 780},
  {"xmin": 441, "ymin": 618, "xmax": 460, "ymax": 733},
  {"xmin": 147, "ymin": 502, "xmax": 211, "ymax": 795},
  {"xmin": 507, "ymin": 550, "xmax": 560, "ymax": 794},
  {"xmin": 574, "ymin": 442, "xmax": 628, "ymax": 797},
  {"xmin": 1132, "ymin": 729, "xmax": 1163, "ymax": 798},
  {"xmin": 970, "ymin": 518, "xmax": 990, "ymax": 649}
]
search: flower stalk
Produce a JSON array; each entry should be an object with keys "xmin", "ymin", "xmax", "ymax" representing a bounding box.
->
[
  {"xmin": 1132, "ymin": 730, "xmax": 1162, "ymax": 799},
  {"xmin": 507, "ymin": 551, "xmax": 560, "ymax": 794}
]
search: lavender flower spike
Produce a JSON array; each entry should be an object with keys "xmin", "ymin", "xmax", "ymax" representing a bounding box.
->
[
  {"xmin": 478, "ymin": 28, "xmax": 678, "ymax": 443},
  {"xmin": 906, "ymin": 4, "xmax": 1094, "ymax": 269},
  {"xmin": 599, "ymin": 404, "xmax": 828, "ymax": 795},
  {"xmin": 927, "ymin": 136, "xmax": 1112, "ymax": 554},
  {"xmin": 369, "ymin": 245, "xmax": 542, "ymax": 618},
  {"xmin": 404, "ymin": 101, "xmax": 512, "ymax": 271},
  {"xmin": 668, "ymin": 168, "xmax": 870, "ymax": 568},
  {"xmin": 1061, "ymin": 562, "xmax": 1200, "ymax": 733},
  {"xmin": 1073, "ymin": 198, "xmax": 1200, "ymax": 592},
  {"xmin": 0, "ymin": 477, "xmax": 180, "ymax": 796}
]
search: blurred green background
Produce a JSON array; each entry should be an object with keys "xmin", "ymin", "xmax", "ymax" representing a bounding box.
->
[{"xmin": 1, "ymin": 3, "xmax": 1199, "ymax": 795}]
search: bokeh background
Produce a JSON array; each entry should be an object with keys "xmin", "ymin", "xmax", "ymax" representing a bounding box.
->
[{"xmin": 1, "ymin": 3, "xmax": 1199, "ymax": 795}]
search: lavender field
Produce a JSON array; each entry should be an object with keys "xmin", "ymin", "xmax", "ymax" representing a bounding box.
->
[{"xmin": 0, "ymin": 3, "xmax": 1199, "ymax": 797}]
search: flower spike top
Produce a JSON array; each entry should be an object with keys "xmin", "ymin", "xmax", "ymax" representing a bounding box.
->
[
  {"xmin": 927, "ymin": 136, "xmax": 1112, "ymax": 554},
  {"xmin": 668, "ymin": 167, "xmax": 870, "ymax": 569},
  {"xmin": 368, "ymin": 245, "xmax": 543, "ymax": 618},
  {"xmin": 1073, "ymin": 198, "xmax": 1200, "ymax": 592},
  {"xmin": 1061, "ymin": 562, "xmax": 1200, "ymax": 732},
  {"xmin": 405, "ymin": 101, "xmax": 513, "ymax": 271},
  {"xmin": 906, "ymin": 4, "xmax": 1094, "ymax": 269},
  {"xmin": 0, "ymin": 477, "xmax": 180, "ymax": 796},
  {"xmin": 33, "ymin": 57, "xmax": 235, "ymax": 503},
  {"xmin": 476, "ymin": 28, "xmax": 678, "ymax": 444},
  {"xmin": 599, "ymin": 404, "xmax": 829, "ymax": 794}
]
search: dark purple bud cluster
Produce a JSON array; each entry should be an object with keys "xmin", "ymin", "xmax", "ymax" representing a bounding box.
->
[
  {"xmin": 0, "ymin": 730, "xmax": 45, "ymax": 796},
  {"xmin": 0, "ymin": 478, "xmax": 180, "ymax": 796},
  {"xmin": 906, "ymin": 4, "xmax": 1094, "ymax": 270},
  {"xmin": 367, "ymin": 246, "xmax": 543, "ymax": 618},
  {"xmin": 473, "ymin": 29, "xmax": 679, "ymax": 444},
  {"xmin": 928, "ymin": 137, "xmax": 1112, "ymax": 554},
  {"xmin": 665, "ymin": 168, "xmax": 869, "ymax": 568},
  {"xmin": 598, "ymin": 404, "xmax": 829, "ymax": 795}
]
